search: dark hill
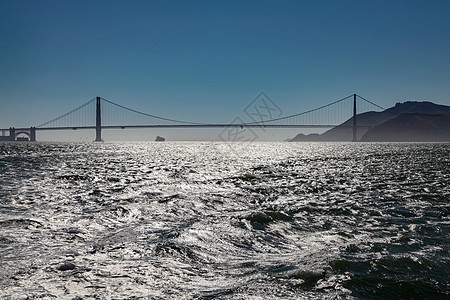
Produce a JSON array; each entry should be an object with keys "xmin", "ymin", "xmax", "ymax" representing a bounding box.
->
[
  {"xmin": 388, "ymin": 101, "xmax": 450, "ymax": 115},
  {"xmin": 290, "ymin": 101, "xmax": 450, "ymax": 142},
  {"xmin": 361, "ymin": 113, "xmax": 450, "ymax": 142}
]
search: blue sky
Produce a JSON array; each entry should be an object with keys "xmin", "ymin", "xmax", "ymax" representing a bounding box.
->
[{"xmin": 1, "ymin": 0, "xmax": 449, "ymax": 141}]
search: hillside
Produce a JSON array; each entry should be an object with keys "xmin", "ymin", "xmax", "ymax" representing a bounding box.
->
[
  {"xmin": 361, "ymin": 113, "xmax": 450, "ymax": 142},
  {"xmin": 290, "ymin": 101, "xmax": 450, "ymax": 142}
]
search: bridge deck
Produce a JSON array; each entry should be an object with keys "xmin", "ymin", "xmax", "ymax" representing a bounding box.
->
[{"xmin": 1, "ymin": 124, "xmax": 373, "ymax": 131}]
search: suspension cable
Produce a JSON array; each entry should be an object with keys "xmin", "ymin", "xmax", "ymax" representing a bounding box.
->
[
  {"xmin": 242, "ymin": 94, "xmax": 354, "ymax": 125},
  {"xmin": 101, "ymin": 97, "xmax": 208, "ymax": 125},
  {"xmin": 356, "ymin": 94, "xmax": 399, "ymax": 116},
  {"xmin": 37, "ymin": 98, "xmax": 96, "ymax": 127},
  {"xmin": 36, "ymin": 94, "xmax": 388, "ymax": 128},
  {"xmin": 356, "ymin": 94, "xmax": 386, "ymax": 111}
]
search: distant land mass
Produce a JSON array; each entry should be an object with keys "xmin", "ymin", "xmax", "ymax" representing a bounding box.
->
[{"xmin": 290, "ymin": 101, "xmax": 450, "ymax": 142}]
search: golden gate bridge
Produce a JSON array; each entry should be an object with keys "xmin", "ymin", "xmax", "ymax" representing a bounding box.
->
[{"xmin": 0, "ymin": 94, "xmax": 385, "ymax": 142}]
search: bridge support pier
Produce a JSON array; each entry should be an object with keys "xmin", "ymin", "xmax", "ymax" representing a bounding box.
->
[
  {"xmin": 30, "ymin": 127, "xmax": 36, "ymax": 142},
  {"xmin": 95, "ymin": 96, "xmax": 102, "ymax": 142},
  {"xmin": 352, "ymin": 94, "xmax": 357, "ymax": 142},
  {"xmin": 9, "ymin": 127, "xmax": 15, "ymax": 141}
]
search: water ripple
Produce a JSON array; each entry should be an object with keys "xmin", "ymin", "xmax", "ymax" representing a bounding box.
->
[{"xmin": 0, "ymin": 142, "xmax": 448, "ymax": 299}]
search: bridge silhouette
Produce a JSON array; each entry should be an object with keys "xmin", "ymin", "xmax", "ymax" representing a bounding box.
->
[{"xmin": 0, "ymin": 94, "xmax": 385, "ymax": 142}]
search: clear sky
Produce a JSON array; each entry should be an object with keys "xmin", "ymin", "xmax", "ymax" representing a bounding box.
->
[{"xmin": 1, "ymin": 0, "xmax": 449, "ymax": 141}]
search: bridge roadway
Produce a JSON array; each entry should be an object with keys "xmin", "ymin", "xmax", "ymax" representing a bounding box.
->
[
  {"xmin": 1, "ymin": 124, "xmax": 373, "ymax": 132},
  {"xmin": 0, "ymin": 124, "xmax": 370, "ymax": 141},
  {"xmin": 1, "ymin": 94, "xmax": 379, "ymax": 141}
]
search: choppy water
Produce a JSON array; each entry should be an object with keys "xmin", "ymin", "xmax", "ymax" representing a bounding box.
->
[{"xmin": 0, "ymin": 142, "xmax": 449, "ymax": 299}]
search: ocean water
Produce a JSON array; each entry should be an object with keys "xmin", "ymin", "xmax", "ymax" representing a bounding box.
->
[{"xmin": 0, "ymin": 142, "xmax": 448, "ymax": 299}]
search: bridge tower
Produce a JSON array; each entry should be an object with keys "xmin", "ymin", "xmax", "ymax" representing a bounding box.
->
[
  {"xmin": 352, "ymin": 94, "xmax": 357, "ymax": 142},
  {"xmin": 95, "ymin": 96, "xmax": 102, "ymax": 142}
]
